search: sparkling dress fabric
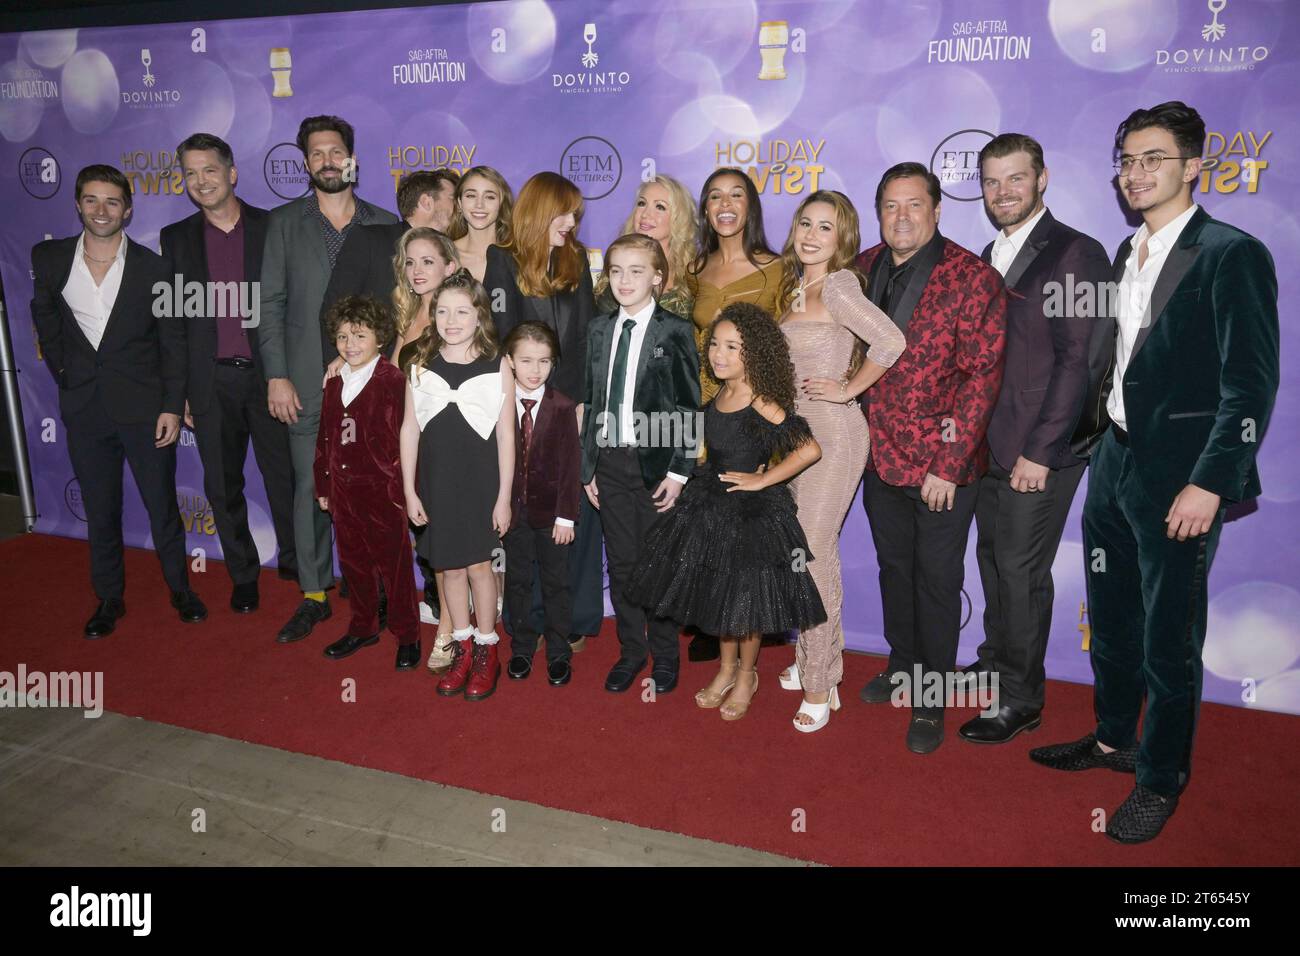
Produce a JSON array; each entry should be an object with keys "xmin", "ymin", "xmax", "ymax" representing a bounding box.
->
[
  {"xmin": 784, "ymin": 269, "xmax": 907, "ymax": 693},
  {"xmin": 625, "ymin": 401, "xmax": 826, "ymax": 637}
]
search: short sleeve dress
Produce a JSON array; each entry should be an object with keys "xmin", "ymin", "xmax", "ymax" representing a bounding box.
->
[{"xmin": 624, "ymin": 401, "xmax": 826, "ymax": 637}]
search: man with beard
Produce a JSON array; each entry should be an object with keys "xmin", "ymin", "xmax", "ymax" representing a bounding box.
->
[
  {"xmin": 258, "ymin": 115, "xmax": 398, "ymax": 644},
  {"xmin": 161, "ymin": 133, "xmax": 297, "ymax": 616},
  {"xmin": 959, "ymin": 134, "xmax": 1112, "ymax": 744},
  {"xmin": 30, "ymin": 164, "xmax": 207, "ymax": 636}
]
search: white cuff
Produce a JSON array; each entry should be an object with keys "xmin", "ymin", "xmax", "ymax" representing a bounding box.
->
[
  {"xmin": 666, "ymin": 471, "xmax": 689, "ymax": 486},
  {"xmin": 554, "ymin": 518, "xmax": 575, "ymax": 528}
]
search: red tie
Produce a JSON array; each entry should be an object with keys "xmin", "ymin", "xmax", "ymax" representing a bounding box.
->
[{"xmin": 520, "ymin": 398, "xmax": 536, "ymax": 500}]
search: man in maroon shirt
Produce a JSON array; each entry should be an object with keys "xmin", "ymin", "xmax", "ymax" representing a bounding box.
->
[{"xmin": 160, "ymin": 133, "xmax": 296, "ymax": 614}]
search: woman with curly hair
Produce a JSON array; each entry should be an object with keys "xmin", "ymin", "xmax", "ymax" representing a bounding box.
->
[
  {"xmin": 625, "ymin": 303, "xmax": 825, "ymax": 721},
  {"xmin": 775, "ymin": 191, "xmax": 905, "ymax": 733},
  {"xmin": 595, "ymin": 174, "xmax": 698, "ymax": 320}
]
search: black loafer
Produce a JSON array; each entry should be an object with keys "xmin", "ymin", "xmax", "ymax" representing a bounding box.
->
[
  {"xmin": 860, "ymin": 670, "xmax": 902, "ymax": 704},
  {"xmin": 323, "ymin": 632, "xmax": 380, "ymax": 660},
  {"xmin": 230, "ymin": 581, "xmax": 259, "ymax": 614},
  {"xmin": 547, "ymin": 659, "xmax": 572, "ymax": 686},
  {"xmin": 652, "ymin": 658, "xmax": 679, "ymax": 694},
  {"xmin": 604, "ymin": 658, "xmax": 647, "ymax": 693},
  {"xmin": 1106, "ymin": 785, "xmax": 1179, "ymax": 844},
  {"xmin": 395, "ymin": 640, "xmax": 421, "ymax": 670},
  {"xmin": 507, "ymin": 655, "xmax": 533, "ymax": 680},
  {"xmin": 276, "ymin": 598, "xmax": 332, "ymax": 644},
  {"xmin": 906, "ymin": 714, "xmax": 944, "ymax": 754},
  {"xmin": 687, "ymin": 633, "xmax": 720, "ymax": 662},
  {"xmin": 170, "ymin": 589, "xmax": 208, "ymax": 624},
  {"xmin": 1029, "ymin": 733, "xmax": 1138, "ymax": 773},
  {"xmin": 959, "ymin": 705, "xmax": 1042, "ymax": 744},
  {"xmin": 84, "ymin": 598, "xmax": 125, "ymax": 639}
]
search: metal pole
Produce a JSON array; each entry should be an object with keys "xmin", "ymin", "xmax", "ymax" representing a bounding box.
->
[{"xmin": 0, "ymin": 296, "xmax": 39, "ymax": 531}]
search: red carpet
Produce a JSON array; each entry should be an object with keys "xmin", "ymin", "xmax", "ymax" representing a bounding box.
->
[{"xmin": 3, "ymin": 533, "xmax": 1297, "ymax": 866}]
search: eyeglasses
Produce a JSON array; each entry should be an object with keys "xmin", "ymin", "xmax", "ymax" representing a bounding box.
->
[{"xmin": 1114, "ymin": 152, "xmax": 1200, "ymax": 176}]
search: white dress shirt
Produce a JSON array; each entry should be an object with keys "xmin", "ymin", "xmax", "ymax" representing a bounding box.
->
[
  {"xmin": 1107, "ymin": 203, "xmax": 1200, "ymax": 430},
  {"xmin": 991, "ymin": 205, "xmax": 1048, "ymax": 277},
  {"xmin": 339, "ymin": 354, "xmax": 380, "ymax": 408},
  {"xmin": 61, "ymin": 231, "xmax": 127, "ymax": 351},
  {"xmin": 602, "ymin": 299, "xmax": 687, "ymax": 485},
  {"xmin": 516, "ymin": 382, "xmax": 573, "ymax": 528}
]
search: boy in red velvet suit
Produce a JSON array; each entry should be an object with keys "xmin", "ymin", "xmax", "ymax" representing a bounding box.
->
[
  {"xmin": 314, "ymin": 296, "xmax": 421, "ymax": 669},
  {"xmin": 501, "ymin": 321, "xmax": 582, "ymax": 686}
]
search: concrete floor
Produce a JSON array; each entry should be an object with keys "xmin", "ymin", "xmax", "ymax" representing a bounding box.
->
[{"xmin": 0, "ymin": 706, "xmax": 811, "ymax": 866}]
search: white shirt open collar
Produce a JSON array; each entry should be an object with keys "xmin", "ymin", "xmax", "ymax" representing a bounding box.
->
[
  {"xmin": 992, "ymin": 206, "xmax": 1048, "ymax": 277},
  {"xmin": 339, "ymin": 354, "xmax": 381, "ymax": 408},
  {"xmin": 63, "ymin": 231, "xmax": 128, "ymax": 351}
]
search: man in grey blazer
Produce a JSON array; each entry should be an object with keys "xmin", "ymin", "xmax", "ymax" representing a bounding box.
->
[{"xmin": 258, "ymin": 115, "xmax": 398, "ymax": 643}]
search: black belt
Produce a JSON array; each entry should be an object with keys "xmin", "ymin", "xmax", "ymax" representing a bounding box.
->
[
  {"xmin": 1111, "ymin": 424, "xmax": 1129, "ymax": 446},
  {"xmin": 216, "ymin": 357, "xmax": 254, "ymax": 369}
]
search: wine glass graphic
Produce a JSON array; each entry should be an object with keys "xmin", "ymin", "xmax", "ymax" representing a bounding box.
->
[
  {"xmin": 582, "ymin": 23, "xmax": 598, "ymax": 67},
  {"xmin": 1202, "ymin": 0, "xmax": 1227, "ymax": 42},
  {"xmin": 141, "ymin": 48, "xmax": 155, "ymax": 87}
]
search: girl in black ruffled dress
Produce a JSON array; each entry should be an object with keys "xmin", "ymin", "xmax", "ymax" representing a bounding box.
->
[{"xmin": 625, "ymin": 302, "xmax": 826, "ymax": 720}]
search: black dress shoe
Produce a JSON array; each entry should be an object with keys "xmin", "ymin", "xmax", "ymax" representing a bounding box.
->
[
  {"xmin": 1106, "ymin": 785, "xmax": 1179, "ymax": 844},
  {"xmin": 84, "ymin": 598, "xmax": 125, "ymax": 639},
  {"xmin": 507, "ymin": 655, "xmax": 533, "ymax": 680},
  {"xmin": 906, "ymin": 714, "xmax": 944, "ymax": 754},
  {"xmin": 171, "ymin": 589, "xmax": 208, "ymax": 624},
  {"xmin": 230, "ymin": 581, "xmax": 260, "ymax": 614},
  {"xmin": 275, "ymin": 598, "xmax": 332, "ymax": 643},
  {"xmin": 277, "ymin": 565, "xmax": 299, "ymax": 582},
  {"xmin": 323, "ymin": 632, "xmax": 380, "ymax": 660},
  {"xmin": 547, "ymin": 659, "xmax": 572, "ymax": 685},
  {"xmin": 958, "ymin": 705, "xmax": 1042, "ymax": 744},
  {"xmin": 860, "ymin": 670, "xmax": 902, "ymax": 704},
  {"xmin": 687, "ymin": 632, "xmax": 720, "ymax": 662},
  {"xmin": 604, "ymin": 658, "xmax": 647, "ymax": 693},
  {"xmin": 395, "ymin": 640, "xmax": 421, "ymax": 670},
  {"xmin": 652, "ymin": 658, "xmax": 679, "ymax": 694},
  {"xmin": 1028, "ymin": 733, "xmax": 1138, "ymax": 773}
]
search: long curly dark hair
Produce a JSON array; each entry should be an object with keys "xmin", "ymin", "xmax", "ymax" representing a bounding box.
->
[{"xmin": 706, "ymin": 302, "xmax": 796, "ymax": 414}]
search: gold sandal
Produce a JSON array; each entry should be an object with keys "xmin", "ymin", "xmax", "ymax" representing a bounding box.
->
[
  {"xmin": 695, "ymin": 665, "xmax": 740, "ymax": 709},
  {"xmin": 720, "ymin": 667, "xmax": 759, "ymax": 721},
  {"xmin": 427, "ymin": 630, "xmax": 456, "ymax": 674}
]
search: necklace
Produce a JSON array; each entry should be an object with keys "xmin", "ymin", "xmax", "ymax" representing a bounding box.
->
[
  {"xmin": 83, "ymin": 250, "xmax": 117, "ymax": 264},
  {"xmin": 797, "ymin": 272, "xmax": 827, "ymax": 295}
]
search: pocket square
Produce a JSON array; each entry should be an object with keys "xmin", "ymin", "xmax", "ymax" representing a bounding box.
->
[{"xmin": 653, "ymin": 346, "xmax": 665, "ymax": 358}]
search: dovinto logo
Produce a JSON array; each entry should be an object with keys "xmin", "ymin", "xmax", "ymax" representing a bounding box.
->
[
  {"xmin": 18, "ymin": 147, "xmax": 60, "ymax": 199},
  {"xmin": 561, "ymin": 136, "xmax": 622, "ymax": 201},
  {"xmin": 64, "ymin": 478, "xmax": 86, "ymax": 522},
  {"xmin": 930, "ymin": 129, "xmax": 994, "ymax": 202},
  {"xmin": 263, "ymin": 142, "xmax": 310, "ymax": 200},
  {"xmin": 552, "ymin": 22, "xmax": 631, "ymax": 94},
  {"xmin": 122, "ymin": 48, "xmax": 181, "ymax": 108},
  {"xmin": 1156, "ymin": 0, "xmax": 1270, "ymax": 73}
]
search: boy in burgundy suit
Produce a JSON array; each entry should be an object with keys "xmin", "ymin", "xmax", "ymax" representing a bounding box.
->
[
  {"xmin": 314, "ymin": 296, "xmax": 421, "ymax": 669},
  {"xmin": 501, "ymin": 322, "xmax": 583, "ymax": 685}
]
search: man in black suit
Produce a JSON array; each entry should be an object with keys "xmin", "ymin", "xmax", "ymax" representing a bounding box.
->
[
  {"xmin": 960, "ymin": 134, "xmax": 1113, "ymax": 744},
  {"xmin": 160, "ymin": 133, "xmax": 297, "ymax": 615},
  {"xmin": 318, "ymin": 167, "xmax": 459, "ymax": 362},
  {"xmin": 30, "ymin": 164, "xmax": 207, "ymax": 637}
]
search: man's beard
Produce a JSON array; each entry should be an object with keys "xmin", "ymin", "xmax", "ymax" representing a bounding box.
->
[
  {"xmin": 311, "ymin": 167, "xmax": 350, "ymax": 194},
  {"xmin": 991, "ymin": 184, "xmax": 1042, "ymax": 229}
]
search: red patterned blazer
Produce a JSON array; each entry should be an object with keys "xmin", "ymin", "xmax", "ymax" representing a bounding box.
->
[{"xmin": 855, "ymin": 239, "xmax": 1006, "ymax": 487}]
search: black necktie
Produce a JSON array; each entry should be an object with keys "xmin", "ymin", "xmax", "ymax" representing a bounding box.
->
[{"xmin": 607, "ymin": 318, "xmax": 636, "ymax": 446}]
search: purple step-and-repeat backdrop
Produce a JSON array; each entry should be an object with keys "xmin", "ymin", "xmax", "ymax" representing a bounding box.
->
[{"xmin": 1, "ymin": 0, "xmax": 1297, "ymax": 712}]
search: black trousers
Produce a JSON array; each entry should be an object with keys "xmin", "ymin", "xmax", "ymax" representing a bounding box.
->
[
  {"xmin": 862, "ymin": 469, "xmax": 978, "ymax": 717},
  {"xmin": 65, "ymin": 396, "xmax": 188, "ymax": 600},
  {"xmin": 503, "ymin": 523, "xmax": 573, "ymax": 663},
  {"xmin": 597, "ymin": 446, "xmax": 678, "ymax": 664},
  {"xmin": 972, "ymin": 457, "xmax": 1085, "ymax": 711},
  {"xmin": 189, "ymin": 364, "xmax": 297, "ymax": 585}
]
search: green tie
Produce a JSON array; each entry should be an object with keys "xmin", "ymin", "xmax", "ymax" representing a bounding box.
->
[{"xmin": 607, "ymin": 318, "xmax": 636, "ymax": 446}]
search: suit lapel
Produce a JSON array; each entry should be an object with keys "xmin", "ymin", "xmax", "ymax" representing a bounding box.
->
[
  {"xmin": 97, "ymin": 239, "xmax": 136, "ymax": 350},
  {"xmin": 300, "ymin": 201, "xmax": 332, "ymax": 282},
  {"xmin": 1002, "ymin": 210, "xmax": 1055, "ymax": 292},
  {"xmin": 532, "ymin": 387, "xmax": 554, "ymax": 451},
  {"xmin": 633, "ymin": 309, "xmax": 663, "ymax": 393},
  {"xmin": 187, "ymin": 213, "xmax": 210, "ymax": 285},
  {"xmin": 892, "ymin": 234, "xmax": 946, "ymax": 334},
  {"xmin": 1132, "ymin": 218, "xmax": 1204, "ymax": 362},
  {"xmin": 588, "ymin": 314, "xmax": 611, "ymax": 413},
  {"xmin": 53, "ymin": 238, "xmax": 96, "ymax": 352}
]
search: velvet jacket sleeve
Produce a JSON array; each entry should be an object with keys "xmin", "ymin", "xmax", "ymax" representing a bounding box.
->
[
  {"xmin": 314, "ymin": 377, "xmax": 342, "ymax": 500},
  {"xmin": 668, "ymin": 317, "xmax": 703, "ymax": 477}
]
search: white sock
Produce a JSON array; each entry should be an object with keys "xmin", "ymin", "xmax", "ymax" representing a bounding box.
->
[
  {"xmin": 452, "ymin": 626, "xmax": 474, "ymax": 642},
  {"xmin": 473, "ymin": 628, "xmax": 499, "ymax": 645}
]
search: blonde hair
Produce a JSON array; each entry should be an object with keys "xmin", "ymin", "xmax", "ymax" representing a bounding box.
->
[
  {"xmin": 391, "ymin": 227, "xmax": 460, "ymax": 341},
  {"xmin": 602, "ymin": 233, "xmax": 669, "ymax": 301},
  {"xmin": 446, "ymin": 165, "xmax": 515, "ymax": 246},
  {"xmin": 603, "ymin": 175, "xmax": 697, "ymax": 296}
]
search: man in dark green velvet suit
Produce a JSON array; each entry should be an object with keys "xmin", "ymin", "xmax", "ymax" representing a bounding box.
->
[{"xmin": 1030, "ymin": 102, "xmax": 1279, "ymax": 844}]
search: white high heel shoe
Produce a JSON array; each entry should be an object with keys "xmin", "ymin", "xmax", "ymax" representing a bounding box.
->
[
  {"xmin": 792, "ymin": 686, "xmax": 841, "ymax": 733},
  {"xmin": 778, "ymin": 661, "xmax": 801, "ymax": 690}
]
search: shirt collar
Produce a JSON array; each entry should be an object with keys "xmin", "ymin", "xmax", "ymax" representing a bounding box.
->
[
  {"xmin": 304, "ymin": 191, "xmax": 371, "ymax": 224},
  {"xmin": 516, "ymin": 382, "xmax": 545, "ymax": 402},
  {"xmin": 616, "ymin": 299, "xmax": 656, "ymax": 325},
  {"xmin": 999, "ymin": 205, "xmax": 1048, "ymax": 254},
  {"xmin": 339, "ymin": 354, "xmax": 380, "ymax": 383},
  {"xmin": 1133, "ymin": 203, "xmax": 1199, "ymax": 258}
]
